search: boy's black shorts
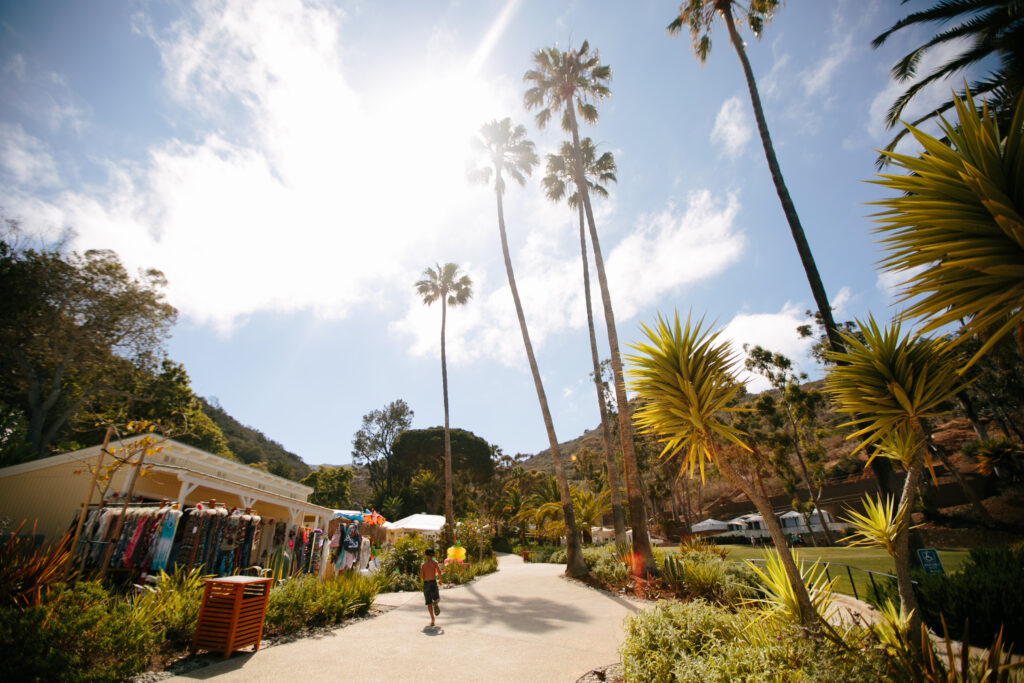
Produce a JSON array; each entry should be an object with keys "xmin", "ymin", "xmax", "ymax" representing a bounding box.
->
[{"xmin": 423, "ymin": 579, "xmax": 439, "ymax": 605}]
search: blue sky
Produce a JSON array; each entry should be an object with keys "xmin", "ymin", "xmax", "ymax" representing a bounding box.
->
[{"xmin": 0, "ymin": 1, "xmax": 966, "ymax": 466}]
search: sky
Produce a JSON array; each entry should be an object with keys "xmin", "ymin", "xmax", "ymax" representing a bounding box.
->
[{"xmin": 0, "ymin": 0, "xmax": 971, "ymax": 467}]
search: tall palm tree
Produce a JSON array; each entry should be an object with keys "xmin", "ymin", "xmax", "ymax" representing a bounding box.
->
[
  {"xmin": 872, "ymin": 90, "xmax": 1024, "ymax": 362},
  {"xmin": 627, "ymin": 311, "xmax": 821, "ymax": 630},
  {"xmin": 872, "ymin": 0, "xmax": 1024, "ymax": 165},
  {"xmin": 667, "ymin": 2, "xmax": 843, "ymax": 356},
  {"xmin": 524, "ymin": 42, "xmax": 656, "ymax": 575},
  {"xmin": 825, "ymin": 317, "xmax": 964, "ymax": 641},
  {"xmin": 468, "ymin": 118, "xmax": 589, "ymax": 577},
  {"xmin": 415, "ymin": 263, "xmax": 473, "ymax": 530},
  {"xmin": 542, "ymin": 138, "xmax": 627, "ymax": 546}
]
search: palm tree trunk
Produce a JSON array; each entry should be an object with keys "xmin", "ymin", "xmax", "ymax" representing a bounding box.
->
[
  {"xmin": 579, "ymin": 204, "xmax": 627, "ymax": 545},
  {"xmin": 723, "ymin": 8, "xmax": 905, "ymax": 500},
  {"xmin": 716, "ymin": 454, "xmax": 820, "ymax": 630},
  {"xmin": 494, "ymin": 189, "xmax": 588, "ymax": 578},
  {"xmin": 441, "ymin": 296, "xmax": 454, "ymax": 528},
  {"xmin": 567, "ymin": 108, "xmax": 656, "ymax": 576},
  {"xmin": 722, "ymin": 9, "xmax": 841, "ymax": 355}
]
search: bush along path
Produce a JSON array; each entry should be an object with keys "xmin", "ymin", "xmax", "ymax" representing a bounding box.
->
[{"xmin": 173, "ymin": 553, "xmax": 649, "ymax": 683}]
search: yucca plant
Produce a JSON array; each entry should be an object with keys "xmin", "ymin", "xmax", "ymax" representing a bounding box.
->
[
  {"xmin": 871, "ymin": 90, "xmax": 1024, "ymax": 364},
  {"xmin": 628, "ymin": 311, "xmax": 820, "ymax": 629},
  {"xmin": 745, "ymin": 549, "xmax": 836, "ymax": 627},
  {"xmin": 826, "ymin": 317, "xmax": 964, "ymax": 640},
  {"xmin": 841, "ymin": 493, "xmax": 911, "ymax": 558}
]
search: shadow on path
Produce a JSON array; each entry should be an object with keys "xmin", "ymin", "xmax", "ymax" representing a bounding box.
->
[{"xmin": 432, "ymin": 581, "xmax": 590, "ymax": 634}]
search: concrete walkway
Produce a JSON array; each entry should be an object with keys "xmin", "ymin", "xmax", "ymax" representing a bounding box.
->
[{"xmin": 175, "ymin": 554, "xmax": 648, "ymax": 683}]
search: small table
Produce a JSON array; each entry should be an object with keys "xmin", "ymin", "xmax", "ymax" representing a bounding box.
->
[{"xmin": 191, "ymin": 576, "xmax": 273, "ymax": 659}]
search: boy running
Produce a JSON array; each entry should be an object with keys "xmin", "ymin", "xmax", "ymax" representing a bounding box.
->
[{"xmin": 421, "ymin": 547, "xmax": 443, "ymax": 626}]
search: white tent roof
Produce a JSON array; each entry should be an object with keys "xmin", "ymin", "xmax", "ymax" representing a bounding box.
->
[
  {"xmin": 691, "ymin": 518, "xmax": 730, "ymax": 532},
  {"xmin": 387, "ymin": 513, "xmax": 445, "ymax": 532}
]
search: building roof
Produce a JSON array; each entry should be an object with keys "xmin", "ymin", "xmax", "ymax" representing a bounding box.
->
[
  {"xmin": 387, "ymin": 513, "xmax": 445, "ymax": 532},
  {"xmin": 0, "ymin": 436, "xmax": 314, "ymax": 502}
]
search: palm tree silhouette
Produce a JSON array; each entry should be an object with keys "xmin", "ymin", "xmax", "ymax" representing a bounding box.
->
[
  {"xmin": 542, "ymin": 138, "xmax": 627, "ymax": 546},
  {"xmin": 415, "ymin": 262, "xmax": 472, "ymax": 530},
  {"xmin": 524, "ymin": 41, "xmax": 656, "ymax": 575},
  {"xmin": 468, "ymin": 118, "xmax": 588, "ymax": 577}
]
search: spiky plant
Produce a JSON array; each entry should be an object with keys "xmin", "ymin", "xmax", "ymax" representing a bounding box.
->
[
  {"xmin": 871, "ymin": 91, "xmax": 1024, "ymax": 363},
  {"xmin": 745, "ymin": 549, "xmax": 836, "ymax": 626},
  {"xmin": 841, "ymin": 493, "xmax": 908, "ymax": 558},
  {"xmin": 825, "ymin": 317, "xmax": 964, "ymax": 640},
  {"xmin": 627, "ymin": 311, "xmax": 820, "ymax": 629}
]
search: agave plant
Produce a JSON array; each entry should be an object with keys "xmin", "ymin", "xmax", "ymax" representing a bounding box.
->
[{"xmin": 871, "ymin": 90, "xmax": 1024, "ymax": 363}]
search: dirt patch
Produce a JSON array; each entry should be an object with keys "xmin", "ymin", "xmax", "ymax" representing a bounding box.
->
[{"xmin": 576, "ymin": 662, "xmax": 624, "ymax": 683}]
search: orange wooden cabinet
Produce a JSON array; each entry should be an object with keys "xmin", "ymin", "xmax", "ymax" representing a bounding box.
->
[{"xmin": 191, "ymin": 576, "xmax": 273, "ymax": 659}]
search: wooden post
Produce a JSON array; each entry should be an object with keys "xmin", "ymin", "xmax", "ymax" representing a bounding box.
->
[
  {"xmin": 99, "ymin": 438, "xmax": 152, "ymax": 578},
  {"xmin": 67, "ymin": 425, "xmax": 114, "ymax": 579}
]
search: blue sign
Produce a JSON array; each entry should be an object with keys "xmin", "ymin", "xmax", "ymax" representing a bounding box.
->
[{"xmin": 917, "ymin": 548, "xmax": 944, "ymax": 575}]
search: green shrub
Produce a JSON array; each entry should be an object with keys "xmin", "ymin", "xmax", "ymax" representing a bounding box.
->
[
  {"xmin": 457, "ymin": 518, "xmax": 493, "ymax": 561},
  {"xmin": 913, "ymin": 544, "xmax": 1024, "ymax": 651},
  {"xmin": 0, "ymin": 580, "xmax": 156, "ymax": 682},
  {"xmin": 380, "ymin": 534, "xmax": 429, "ymax": 576},
  {"xmin": 132, "ymin": 565, "xmax": 208, "ymax": 648},
  {"xmin": 620, "ymin": 600, "xmax": 885, "ymax": 683},
  {"xmin": 442, "ymin": 557, "xmax": 498, "ymax": 585},
  {"xmin": 264, "ymin": 572, "xmax": 378, "ymax": 636},
  {"xmin": 547, "ymin": 547, "xmax": 567, "ymax": 564},
  {"xmin": 656, "ymin": 550, "xmax": 760, "ymax": 604},
  {"xmin": 385, "ymin": 572, "xmax": 422, "ymax": 592}
]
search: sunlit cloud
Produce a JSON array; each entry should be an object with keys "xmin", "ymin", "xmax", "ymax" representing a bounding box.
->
[
  {"xmin": 722, "ymin": 302, "xmax": 816, "ymax": 392},
  {"xmin": 0, "ymin": 123, "xmax": 60, "ymax": 187},
  {"xmin": 710, "ymin": 97, "xmax": 751, "ymax": 158},
  {"xmin": 6, "ymin": 0, "xmax": 522, "ymax": 334}
]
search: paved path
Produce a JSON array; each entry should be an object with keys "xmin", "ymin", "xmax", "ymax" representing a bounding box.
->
[{"xmin": 175, "ymin": 554, "xmax": 648, "ymax": 683}]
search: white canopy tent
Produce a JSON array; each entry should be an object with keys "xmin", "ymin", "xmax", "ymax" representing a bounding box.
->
[
  {"xmin": 690, "ymin": 518, "xmax": 730, "ymax": 533},
  {"xmin": 384, "ymin": 513, "xmax": 446, "ymax": 543}
]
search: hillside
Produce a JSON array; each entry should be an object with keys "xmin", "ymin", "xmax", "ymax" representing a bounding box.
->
[{"xmin": 199, "ymin": 397, "xmax": 311, "ymax": 481}]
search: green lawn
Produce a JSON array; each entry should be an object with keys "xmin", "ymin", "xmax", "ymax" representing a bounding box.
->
[{"xmin": 718, "ymin": 545, "xmax": 969, "ymax": 601}]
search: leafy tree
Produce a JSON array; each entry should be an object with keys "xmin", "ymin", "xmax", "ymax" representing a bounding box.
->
[
  {"xmin": 872, "ymin": 0, "xmax": 1024, "ymax": 164},
  {"xmin": 415, "ymin": 263, "xmax": 473, "ymax": 531},
  {"xmin": 0, "ymin": 242, "xmax": 177, "ymax": 459},
  {"xmin": 410, "ymin": 469, "xmax": 442, "ymax": 515},
  {"xmin": 744, "ymin": 345, "xmax": 834, "ymax": 544},
  {"xmin": 871, "ymin": 91, "xmax": 1024, "ymax": 362},
  {"xmin": 390, "ymin": 427, "xmax": 495, "ymax": 491},
  {"xmin": 469, "ymin": 117, "xmax": 588, "ymax": 578},
  {"xmin": 628, "ymin": 312, "xmax": 821, "ymax": 630},
  {"xmin": 300, "ymin": 465, "xmax": 354, "ymax": 509},
  {"xmin": 130, "ymin": 360, "xmax": 232, "ymax": 458},
  {"xmin": 668, "ymin": 1, "xmax": 844, "ymax": 356},
  {"xmin": 351, "ymin": 399, "xmax": 414, "ymax": 497},
  {"xmin": 524, "ymin": 43, "xmax": 655, "ymax": 575},
  {"xmin": 543, "ymin": 138, "xmax": 627, "ymax": 546},
  {"xmin": 825, "ymin": 317, "xmax": 964, "ymax": 640}
]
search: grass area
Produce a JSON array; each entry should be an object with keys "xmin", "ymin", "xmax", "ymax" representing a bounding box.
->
[{"xmin": 718, "ymin": 545, "xmax": 970, "ymax": 601}]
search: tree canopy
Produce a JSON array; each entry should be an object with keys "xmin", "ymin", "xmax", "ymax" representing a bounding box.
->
[{"xmin": 351, "ymin": 399, "xmax": 414, "ymax": 496}]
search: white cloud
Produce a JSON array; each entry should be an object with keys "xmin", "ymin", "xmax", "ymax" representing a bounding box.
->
[
  {"xmin": 710, "ymin": 97, "xmax": 751, "ymax": 158},
  {"xmin": 0, "ymin": 123, "xmax": 60, "ymax": 187},
  {"xmin": 722, "ymin": 303, "xmax": 816, "ymax": 393},
  {"xmin": 876, "ymin": 264, "xmax": 928, "ymax": 302},
  {"xmin": 1, "ymin": 54, "xmax": 85, "ymax": 132},
  {"xmin": 831, "ymin": 286, "xmax": 854, "ymax": 316},
  {"xmin": 802, "ymin": 34, "xmax": 853, "ymax": 97},
  {"xmin": 607, "ymin": 191, "xmax": 744, "ymax": 320},
  {"xmin": 391, "ymin": 189, "xmax": 745, "ymax": 367},
  {"xmin": 9, "ymin": 0, "xmax": 523, "ymax": 334}
]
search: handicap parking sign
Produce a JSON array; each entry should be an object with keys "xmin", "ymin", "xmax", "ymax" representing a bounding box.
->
[{"xmin": 917, "ymin": 548, "xmax": 944, "ymax": 575}]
